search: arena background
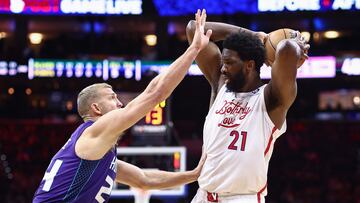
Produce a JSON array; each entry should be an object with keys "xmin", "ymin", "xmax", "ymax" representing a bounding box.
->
[{"xmin": 0, "ymin": 0, "xmax": 359, "ymax": 202}]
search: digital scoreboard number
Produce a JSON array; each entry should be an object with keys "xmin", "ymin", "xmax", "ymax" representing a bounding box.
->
[
  {"xmin": 117, "ymin": 91, "xmax": 171, "ymax": 145},
  {"xmin": 145, "ymin": 100, "xmax": 165, "ymax": 125},
  {"xmin": 131, "ymin": 100, "xmax": 169, "ymax": 136}
]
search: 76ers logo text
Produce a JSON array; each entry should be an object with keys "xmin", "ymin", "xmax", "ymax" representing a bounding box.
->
[{"xmin": 215, "ymin": 100, "xmax": 252, "ymax": 128}]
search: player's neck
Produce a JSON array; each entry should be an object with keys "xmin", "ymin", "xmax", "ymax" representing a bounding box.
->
[
  {"xmin": 237, "ymin": 77, "xmax": 263, "ymax": 93},
  {"xmin": 83, "ymin": 116, "xmax": 99, "ymax": 122}
]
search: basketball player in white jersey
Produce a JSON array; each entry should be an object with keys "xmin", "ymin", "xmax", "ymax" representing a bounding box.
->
[{"xmin": 186, "ymin": 22, "xmax": 309, "ymax": 202}]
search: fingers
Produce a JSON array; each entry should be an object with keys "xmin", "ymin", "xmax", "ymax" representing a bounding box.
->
[
  {"xmin": 195, "ymin": 9, "xmax": 200, "ymax": 30},
  {"xmin": 293, "ymin": 30, "xmax": 310, "ymax": 50},
  {"xmin": 206, "ymin": 29, "xmax": 212, "ymax": 38},
  {"xmin": 289, "ymin": 30, "xmax": 310, "ymax": 62},
  {"xmin": 201, "ymin": 9, "xmax": 206, "ymax": 26},
  {"xmin": 195, "ymin": 9, "xmax": 207, "ymax": 28}
]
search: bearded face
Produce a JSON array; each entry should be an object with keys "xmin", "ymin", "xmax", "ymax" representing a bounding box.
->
[
  {"xmin": 221, "ymin": 49, "xmax": 247, "ymax": 92},
  {"xmin": 224, "ymin": 68, "xmax": 247, "ymax": 92}
]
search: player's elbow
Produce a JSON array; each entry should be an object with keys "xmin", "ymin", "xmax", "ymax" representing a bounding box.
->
[
  {"xmin": 186, "ymin": 20, "xmax": 196, "ymax": 41},
  {"xmin": 276, "ymin": 40, "xmax": 301, "ymax": 63},
  {"xmin": 135, "ymin": 177, "xmax": 155, "ymax": 190},
  {"xmin": 135, "ymin": 179, "xmax": 151, "ymax": 190},
  {"xmin": 186, "ymin": 20, "xmax": 196, "ymax": 33}
]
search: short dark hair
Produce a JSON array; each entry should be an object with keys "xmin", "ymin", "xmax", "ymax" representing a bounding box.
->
[{"xmin": 223, "ymin": 31, "xmax": 266, "ymax": 73}]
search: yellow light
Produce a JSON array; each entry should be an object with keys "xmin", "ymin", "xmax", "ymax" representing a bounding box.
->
[
  {"xmin": 29, "ymin": 33, "xmax": 43, "ymax": 44},
  {"xmin": 8, "ymin": 87, "xmax": 14, "ymax": 95},
  {"xmin": 300, "ymin": 31, "xmax": 310, "ymax": 42},
  {"xmin": 145, "ymin": 34, "xmax": 157, "ymax": 46},
  {"xmin": 174, "ymin": 152, "xmax": 180, "ymax": 160},
  {"xmin": 354, "ymin": 96, "xmax": 360, "ymax": 105},
  {"xmin": 0, "ymin": 32, "xmax": 7, "ymax": 39},
  {"xmin": 324, "ymin": 31, "xmax": 339, "ymax": 39},
  {"xmin": 159, "ymin": 100, "xmax": 166, "ymax": 108}
]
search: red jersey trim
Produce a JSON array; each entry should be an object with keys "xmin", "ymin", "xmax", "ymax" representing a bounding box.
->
[
  {"xmin": 257, "ymin": 183, "xmax": 267, "ymax": 203},
  {"xmin": 264, "ymin": 127, "xmax": 277, "ymax": 156}
]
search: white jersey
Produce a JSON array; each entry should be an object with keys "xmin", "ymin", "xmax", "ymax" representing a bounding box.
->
[{"xmin": 198, "ymin": 84, "xmax": 286, "ymax": 197}]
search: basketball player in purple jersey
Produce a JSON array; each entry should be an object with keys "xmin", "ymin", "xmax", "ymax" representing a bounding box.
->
[
  {"xmin": 186, "ymin": 22, "xmax": 309, "ymax": 202},
  {"xmin": 33, "ymin": 9, "xmax": 212, "ymax": 203}
]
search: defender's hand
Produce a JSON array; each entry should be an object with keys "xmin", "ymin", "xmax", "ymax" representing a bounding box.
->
[
  {"xmin": 192, "ymin": 152, "xmax": 207, "ymax": 179},
  {"xmin": 190, "ymin": 9, "xmax": 212, "ymax": 52}
]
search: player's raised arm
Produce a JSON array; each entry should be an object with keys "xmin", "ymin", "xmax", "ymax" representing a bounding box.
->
[
  {"xmin": 76, "ymin": 9, "xmax": 212, "ymax": 160},
  {"xmin": 265, "ymin": 31, "xmax": 310, "ymax": 129},
  {"xmin": 186, "ymin": 21, "xmax": 267, "ymax": 103}
]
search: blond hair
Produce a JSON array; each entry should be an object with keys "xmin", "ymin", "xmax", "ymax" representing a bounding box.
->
[{"xmin": 77, "ymin": 83, "xmax": 112, "ymax": 119}]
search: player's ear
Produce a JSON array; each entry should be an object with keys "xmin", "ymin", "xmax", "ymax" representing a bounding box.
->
[
  {"xmin": 246, "ymin": 60, "xmax": 256, "ymax": 72},
  {"xmin": 90, "ymin": 103, "xmax": 102, "ymax": 115}
]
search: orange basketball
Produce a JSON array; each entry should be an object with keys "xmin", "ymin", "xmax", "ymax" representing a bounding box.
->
[{"xmin": 265, "ymin": 28, "xmax": 295, "ymax": 65}]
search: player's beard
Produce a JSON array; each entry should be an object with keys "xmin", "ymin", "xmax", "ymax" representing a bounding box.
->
[{"xmin": 226, "ymin": 70, "xmax": 247, "ymax": 92}]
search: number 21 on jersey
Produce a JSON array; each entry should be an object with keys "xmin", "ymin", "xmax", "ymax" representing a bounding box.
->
[{"xmin": 228, "ymin": 130, "xmax": 247, "ymax": 151}]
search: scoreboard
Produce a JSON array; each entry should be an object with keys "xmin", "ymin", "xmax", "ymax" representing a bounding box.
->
[
  {"xmin": 131, "ymin": 100, "xmax": 168, "ymax": 136},
  {"xmin": 118, "ymin": 91, "xmax": 171, "ymax": 145}
]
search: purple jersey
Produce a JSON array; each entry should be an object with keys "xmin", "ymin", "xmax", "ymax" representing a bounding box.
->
[{"xmin": 33, "ymin": 121, "xmax": 117, "ymax": 203}]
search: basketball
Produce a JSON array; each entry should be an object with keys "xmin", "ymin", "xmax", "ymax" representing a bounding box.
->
[{"xmin": 265, "ymin": 28, "xmax": 295, "ymax": 64}]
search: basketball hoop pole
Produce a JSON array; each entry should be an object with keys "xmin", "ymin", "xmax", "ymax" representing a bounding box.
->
[
  {"xmin": 131, "ymin": 187, "xmax": 151, "ymax": 203},
  {"xmin": 112, "ymin": 147, "xmax": 187, "ymax": 202}
]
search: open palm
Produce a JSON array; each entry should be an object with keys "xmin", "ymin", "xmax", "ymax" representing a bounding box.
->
[{"xmin": 191, "ymin": 9, "xmax": 212, "ymax": 51}]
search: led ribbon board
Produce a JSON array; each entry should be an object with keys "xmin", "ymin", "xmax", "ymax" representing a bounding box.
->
[
  {"xmin": 260, "ymin": 56, "xmax": 337, "ymax": 79},
  {"xmin": 0, "ymin": 56, "xmax": 338, "ymax": 79},
  {"xmin": 258, "ymin": 0, "xmax": 360, "ymax": 12},
  {"xmin": 341, "ymin": 57, "xmax": 360, "ymax": 75},
  {"xmin": 152, "ymin": 0, "xmax": 359, "ymax": 16},
  {"xmin": 0, "ymin": 0, "xmax": 142, "ymax": 15}
]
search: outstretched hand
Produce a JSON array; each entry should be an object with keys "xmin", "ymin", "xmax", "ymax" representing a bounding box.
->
[{"xmin": 190, "ymin": 9, "xmax": 212, "ymax": 52}]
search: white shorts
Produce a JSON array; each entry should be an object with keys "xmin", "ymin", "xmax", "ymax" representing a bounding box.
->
[{"xmin": 191, "ymin": 188, "xmax": 265, "ymax": 203}]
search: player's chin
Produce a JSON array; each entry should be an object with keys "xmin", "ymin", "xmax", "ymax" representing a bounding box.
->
[{"xmin": 222, "ymin": 75, "xmax": 229, "ymax": 83}]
